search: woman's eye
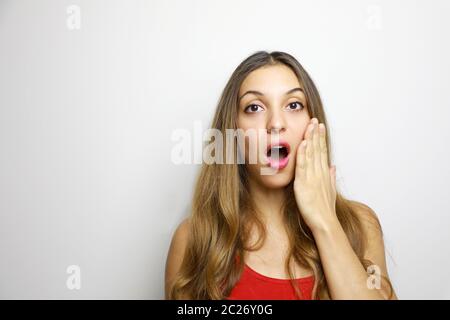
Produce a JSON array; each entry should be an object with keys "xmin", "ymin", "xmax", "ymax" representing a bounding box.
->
[
  {"xmin": 286, "ymin": 101, "xmax": 304, "ymax": 111},
  {"xmin": 244, "ymin": 104, "xmax": 263, "ymax": 113}
]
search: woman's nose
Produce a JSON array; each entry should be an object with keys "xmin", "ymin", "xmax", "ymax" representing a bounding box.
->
[{"xmin": 267, "ymin": 110, "xmax": 286, "ymax": 134}]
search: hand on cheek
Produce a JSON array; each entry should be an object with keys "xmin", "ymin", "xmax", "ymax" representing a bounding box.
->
[{"xmin": 294, "ymin": 118, "xmax": 338, "ymax": 232}]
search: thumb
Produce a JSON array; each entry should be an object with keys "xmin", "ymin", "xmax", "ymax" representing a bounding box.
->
[{"xmin": 329, "ymin": 165, "xmax": 336, "ymax": 190}]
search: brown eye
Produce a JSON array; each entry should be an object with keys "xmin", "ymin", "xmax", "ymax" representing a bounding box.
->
[
  {"xmin": 286, "ymin": 101, "xmax": 304, "ymax": 111},
  {"xmin": 244, "ymin": 104, "xmax": 263, "ymax": 113}
]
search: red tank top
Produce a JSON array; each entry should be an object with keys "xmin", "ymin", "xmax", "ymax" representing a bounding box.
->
[{"xmin": 227, "ymin": 263, "xmax": 315, "ymax": 300}]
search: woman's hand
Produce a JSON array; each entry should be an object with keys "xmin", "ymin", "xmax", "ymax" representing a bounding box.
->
[{"xmin": 294, "ymin": 117, "xmax": 338, "ymax": 233}]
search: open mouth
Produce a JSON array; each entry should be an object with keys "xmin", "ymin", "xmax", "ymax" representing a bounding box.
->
[
  {"xmin": 267, "ymin": 145, "xmax": 289, "ymax": 159},
  {"xmin": 266, "ymin": 142, "xmax": 291, "ymax": 169}
]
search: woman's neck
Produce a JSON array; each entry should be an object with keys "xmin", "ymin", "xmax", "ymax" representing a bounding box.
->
[{"xmin": 248, "ymin": 177, "xmax": 287, "ymax": 229}]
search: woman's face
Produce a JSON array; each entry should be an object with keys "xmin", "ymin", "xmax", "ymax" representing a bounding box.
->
[{"xmin": 236, "ymin": 64, "xmax": 311, "ymax": 189}]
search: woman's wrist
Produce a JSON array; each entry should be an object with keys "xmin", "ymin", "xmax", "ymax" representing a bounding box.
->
[{"xmin": 309, "ymin": 214, "xmax": 342, "ymax": 238}]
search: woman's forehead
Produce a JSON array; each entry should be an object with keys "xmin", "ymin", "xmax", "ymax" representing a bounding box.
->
[{"xmin": 239, "ymin": 65, "xmax": 302, "ymax": 97}]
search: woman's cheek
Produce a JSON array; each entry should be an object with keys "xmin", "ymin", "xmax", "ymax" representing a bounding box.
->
[{"xmin": 238, "ymin": 135, "xmax": 262, "ymax": 166}]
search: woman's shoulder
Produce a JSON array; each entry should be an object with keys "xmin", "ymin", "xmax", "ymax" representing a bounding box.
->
[
  {"xmin": 348, "ymin": 200, "xmax": 381, "ymax": 228},
  {"xmin": 167, "ymin": 217, "xmax": 191, "ymax": 259},
  {"xmin": 175, "ymin": 217, "xmax": 191, "ymax": 237},
  {"xmin": 347, "ymin": 200, "xmax": 385, "ymax": 250},
  {"xmin": 165, "ymin": 217, "xmax": 191, "ymax": 298}
]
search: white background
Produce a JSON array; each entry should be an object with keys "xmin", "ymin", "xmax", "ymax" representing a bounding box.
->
[{"xmin": 1, "ymin": 0, "xmax": 449, "ymax": 299}]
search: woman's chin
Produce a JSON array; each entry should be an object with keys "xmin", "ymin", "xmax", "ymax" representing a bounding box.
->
[
  {"xmin": 259, "ymin": 174, "xmax": 292, "ymax": 189},
  {"xmin": 254, "ymin": 166, "xmax": 294, "ymax": 189}
]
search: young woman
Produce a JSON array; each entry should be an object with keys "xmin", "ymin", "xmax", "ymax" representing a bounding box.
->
[{"xmin": 165, "ymin": 51, "xmax": 397, "ymax": 300}]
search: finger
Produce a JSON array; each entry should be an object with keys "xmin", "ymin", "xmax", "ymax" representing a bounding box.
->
[
  {"xmin": 319, "ymin": 123, "xmax": 330, "ymax": 173},
  {"xmin": 305, "ymin": 121, "xmax": 315, "ymax": 178},
  {"xmin": 312, "ymin": 119, "xmax": 321, "ymax": 175},
  {"xmin": 304, "ymin": 118, "xmax": 315, "ymax": 140},
  {"xmin": 330, "ymin": 165, "xmax": 336, "ymax": 191},
  {"xmin": 296, "ymin": 140, "xmax": 307, "ymax": 180}
]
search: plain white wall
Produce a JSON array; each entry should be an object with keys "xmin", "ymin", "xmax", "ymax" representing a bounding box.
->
[{"xmin": 1, "ymin": 0, "xmax": 449, "ymax": 299}]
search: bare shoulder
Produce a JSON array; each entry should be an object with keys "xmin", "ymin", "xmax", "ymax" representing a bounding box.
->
[
  {"xmin": 171, "ymin": 217, "xmax": 191, "ymax": 245},
  {"xmin": 164, "ymin": 217, "xmax": 191, "ymax": 299},
  {"xmin": 349, "ymin": 200, "xmax": 385, "ymax": 268},
  {"xmin": 349, "ymin": 200, "xmax": 382, "ymax": 235}
]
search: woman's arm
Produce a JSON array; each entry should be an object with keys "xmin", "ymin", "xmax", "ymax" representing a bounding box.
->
[
  {"xmin": 294, "ymin": 118, "xmax": 397, "ymax": 299},
  {"xmin": 312, "ymin": 203, "xmax": 397, "ymax": 300}
]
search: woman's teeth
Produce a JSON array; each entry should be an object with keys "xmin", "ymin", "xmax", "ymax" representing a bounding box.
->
[{"xmin": 267, "ymin": 146, "xmax": 288, "ymax": 159}]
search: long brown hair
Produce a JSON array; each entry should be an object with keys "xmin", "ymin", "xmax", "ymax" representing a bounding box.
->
[{"xmin": 169, "ymin": 51, "xmax": 392, "ymax": 299}]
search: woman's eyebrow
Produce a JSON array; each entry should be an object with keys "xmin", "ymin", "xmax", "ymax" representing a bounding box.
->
[{"xmin": 238, "ymin": 87, "xmax": 304, "ymax": 102}]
